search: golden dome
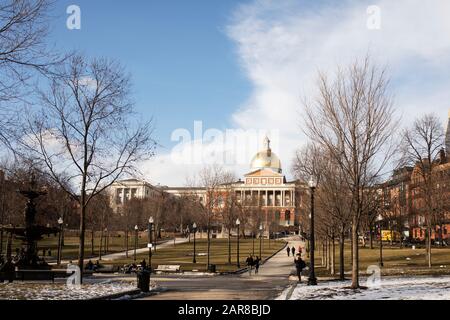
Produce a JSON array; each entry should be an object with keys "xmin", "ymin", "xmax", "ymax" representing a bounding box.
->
[{"xmin": 250, "ymin": 137, "xmax": 282, "ymax": 173}]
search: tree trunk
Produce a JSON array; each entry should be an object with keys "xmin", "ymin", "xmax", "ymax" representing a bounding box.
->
[
  {"xmin": 369, "ymin": 226, "xmax": 374, "ymax": 249},
  {"xmin": 91, "ymin": 230, "xmax": 94, "ymax": 256},
  {"xmin": 349, "ymin": 229, "xmax": 353, "ymax": 264},
  {"xmin": 125, "ymin": 229, "xmax": 129, "ymax": 258},
  {"xmin": 427, "ymin": 226, "xmax": 432, "ymax": 268},
  {"xmin": 78, "ymin": 201, "xmax": 87, "ymax": 284},
  {"xmin": 339, "ymin": 231, "xmax": 345, "ymax": 281},
  {"xmin": 351, "ymin": 217, "xmax": 360, "ymax": 289},
  {"xmin": 99, "ymin": 229, "xmax": 103, "ymax": 260},
  {"xmin": 228, "ymin": 229, "xmax": 231, "ymax": 265},
  {"xmin": 331, "ymin": 235, "xmax": 336, "ymax": 276},
  {"xmin": 327, "ymin": 237, "xmax": 331, "ymax": 271},
  {"xmin": 207, "ymin": 225, "xmax": 211, "ymax": 270}
]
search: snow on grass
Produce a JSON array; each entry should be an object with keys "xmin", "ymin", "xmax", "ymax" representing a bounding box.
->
[
  {"xmin": 0, "ymin": 280, "xmax": 138, "ymax": 300},
  {"xmin": 279, "ymin": 276, "xmax": 450, "ymax": 300}
]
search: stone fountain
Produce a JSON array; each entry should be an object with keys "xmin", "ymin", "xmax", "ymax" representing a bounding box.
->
[{"xmin": 1, "ymin": 173, "xmax": 59, "ymax": 271}]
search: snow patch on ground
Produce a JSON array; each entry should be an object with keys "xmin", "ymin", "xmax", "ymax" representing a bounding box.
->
[
  {"xmin": 0, "ymin": 280, "xmax": 138, "ymax": 300},
  {"xmin": 278, "ymin": 276, "xmax": 450, "ymax": 300}
]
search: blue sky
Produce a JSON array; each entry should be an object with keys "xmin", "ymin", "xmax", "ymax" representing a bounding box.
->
[
  {"xmin": 50, "ymin": 0, "xmax": 250, "ymax": 150},
  {"xmin": 46, "ymin": 1, "xmax": 450, "ymax": 186}
]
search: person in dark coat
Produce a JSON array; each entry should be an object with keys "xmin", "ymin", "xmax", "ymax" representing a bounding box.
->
[
  {"xmin": 254, "ymin": 257, "xmax": 261, "ymax": 274},
  {"xmin": 246, "ymin": 255, "xmax": 254, "ymax": 276},
  {"xmin": 86, "ymin": 260, "xmax": 94, "ymax": 271},
  {"xmin": 141, "ymin": 259, "xmax": 147, "ymax": 270},
  {"xmin": 291, "ymin": 247, "xmax": 296, "ymax": 257},
  {"xmin": 294, "ymin": 254, "xmax": 307, "ymax": 282},
  {"xmin": 0, "ymin": 257, "xmax": 15, "ymax": 283},
  {"xmin": 286, "ymin": 246, "xmax": 291, "ymax": 257}
]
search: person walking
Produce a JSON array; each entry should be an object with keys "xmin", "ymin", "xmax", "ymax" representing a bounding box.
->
[
  {"xmin": 254, "ymin": 256, "xmax": 260, "ymax": 274},
  {"xmin": 246, "ymin": 255, "xmax": 254, "ymax": 276},
  {"xmin": 286, "ymin": 246, "xmax": 291, "ymax": 257},
  {"xmin": 291, "ymin": 247, "xmax": 296, "ymax": 257},
  {"xmin": 294, "ymin": 254, "xmax": 307, "ymax": 282}
]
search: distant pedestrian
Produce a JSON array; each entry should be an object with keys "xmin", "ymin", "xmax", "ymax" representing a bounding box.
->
[
  {"xmin": 246, "ymin": 255, "xmax": 254, "ymax": 276},
  {"xmin": 291, "ymin": 247, "xmax": 296, "ymax": 256},
  {"xmin": 286, "ymin": 246, "xmax": 291, "ymax": 257},
  {"xmin": 294, "ymin": 254, "xmax": 307, "ymax": 282},
  {"xmin": 254, "ymin": 257, "xmax": 260, "ymax": 274},
  {"xmin": 141, "ymin": 259, "xmax": 147, "ymax": 270}
]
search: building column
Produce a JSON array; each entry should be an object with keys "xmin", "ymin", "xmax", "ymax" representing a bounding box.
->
[{"xmin": 265, "ymin": 190, "xmax": 268, "ymax": 207}]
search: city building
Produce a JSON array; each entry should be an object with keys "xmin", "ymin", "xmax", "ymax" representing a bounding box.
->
[
  {"xmin": 109, "ymin": 137, "xmax": 308, "ymax": 237},
  {"xmin": 446, "ymin": 109, "xmax": 450, "ymax": 154},
  {"xmin": 108, "ymin": 178, "xmax": 164, "ymax": 213}
]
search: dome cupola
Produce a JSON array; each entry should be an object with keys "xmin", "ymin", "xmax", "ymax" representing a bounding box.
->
[{"xmin": 250, "ymin": 137, "xmax": 282, "ymax": 173}]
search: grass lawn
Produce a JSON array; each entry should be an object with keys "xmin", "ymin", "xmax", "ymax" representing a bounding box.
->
[
  {"xmin": 5, "ymin": 234, "xmax": 287, "ymax": 273},
  {"xmin": 313, "ymin": 242, "xmax": 450, "ymax": 277},
  {"xmin": 103, "ymin": 238, "xmax": 287, "ymax": 273}
]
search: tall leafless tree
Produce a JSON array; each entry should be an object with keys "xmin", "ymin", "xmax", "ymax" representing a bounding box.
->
[
  {"xmin": 0, "ymin": 0, "xmax": 64, "ymax": 149},
  {"xmin": 22, "ymin": 55, "xmax": 156, "ymax": 281},
  {"xmin": 303, "ymin": 57, "xmax": 398, "ymax": 288},
  {"xmin": 401, "ymin": 114, "xmax": 445, "ymax": 267}
]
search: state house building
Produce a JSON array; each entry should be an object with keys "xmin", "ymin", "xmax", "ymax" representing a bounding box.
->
[{"xmin": 109, "ymin": 138, "xmax": 308, "ymax": 235}]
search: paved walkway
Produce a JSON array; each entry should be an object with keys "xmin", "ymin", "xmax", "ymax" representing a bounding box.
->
[
  {"xmin": 101, "ymin": 238, "xmax": 188, "ymax": 261},
  {"xmin": 50, "ymin": 238, "xmax": 189, "ymax": 265},
  {"xmin": 141, "ymin": 236, "xmax": 305, "ymax": 300}
]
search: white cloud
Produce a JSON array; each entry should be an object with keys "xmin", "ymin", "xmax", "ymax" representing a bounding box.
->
[{"xmin": 142, "ymin": 0, "xmax": 450, "ymax": 186}]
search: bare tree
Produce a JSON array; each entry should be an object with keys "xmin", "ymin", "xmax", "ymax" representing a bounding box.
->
[
  {"xmin": 293, "ymin": 143, "xmax": 351, "ymax": 280},
  {"xmin": 0, "ymin": 0, "xmax": 64, "ymax": 149},
  {"xmin": 217, "ymin": 174, "xmax": 238, "ymax": 264},
  {"xmin": 401, "ymin": 114, "xmax": 445, "ymax": 267},
  {"xmin": 303, "ymin": 57, "xmax": 398, "ymax": 288},
  {"xmin": 22, "ymin": 55, "xmax": 156, "ymax": 281},
  {"xmin": 196, "ymin": 165, "xmax": 232, "ymax": 270}
]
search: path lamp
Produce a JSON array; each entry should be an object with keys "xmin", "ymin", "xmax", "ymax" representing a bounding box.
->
[
  {"xmin": 259, "ymin": 224, "xmax": 263, "ymax": 259},
  {"xmin": 252, "ymin": 231, "xmax": 255, "ymax": 256},
  {"xmin": 308, "ymin": 176, "xmax": 318, "ymax": 286},
  {"xmin": 148, "ymin": 217, "xmax": 154, "ymax": 270},
  {"xmin": 57, "ymin": 217, "xmax": 63, "ymax": 265},
  {"xmin": 377, "ymin": 214, "xmax": 384, "ymax": 267},
  {"xmin": 105, "ymin": 228, "xmax": 109, "ymax": 254},
  {"xmin": 192, "ymin": 223, "xmax": 197, "ymax": 263},
  {"xmin": 236, "ymin": 219, "xmax": 241, "ymax": 268},
  {"xmin": 134, "ymin": 225, "xmax": 139, "ymax": 262}
]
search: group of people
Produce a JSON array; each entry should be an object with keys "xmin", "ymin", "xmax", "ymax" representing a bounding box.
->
[
  {"xmin": 121, "ymin": 259, "xmax": 149, "ymax": 274},
  {"xmin": 85, "ymin": 260, "xmax": 102, "ymax": 272},
  {"xmin": 245, "ymin": 255, "xmax": 261, "ymax": 275}
]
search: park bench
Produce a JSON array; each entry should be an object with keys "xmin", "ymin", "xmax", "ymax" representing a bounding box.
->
[
  {"xmin": 95, "ymin": 265, "xmax": 117, "ymax": 273},
  {"xmin": 155, "ymin": 265, "xmax": 181, "ymax": 273}
]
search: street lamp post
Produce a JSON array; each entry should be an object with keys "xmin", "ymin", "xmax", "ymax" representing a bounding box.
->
[
  {"xmin": 57, "ymin": 217, "xmax": 63, "ymax": 265},
  {"xmin": 104, "ymin": 228, "xmax": 109, "ymax": 254},
  {"xmin": 192, "ymin": 223, "xmax": 197, "ymax": 263},
  {"xmin": 252, "ymin": 231, "xmax": 255, "ymax": 256},
  {"xmin": 236, "ymin": 219, "xmax": 241, "ymax": 268},
  {"xmin": 148, "ymin": 217, "xmax": 154, "ymax": 271},
  {"xmin": 308, "ymin": 176, "xmax": 318, "ymax": 286},
  {"xmin": 377, "ymin": 214, "xmax": 384, "ymax": 267},
  {"xmin": 259, "ymin": 224, "xmax": 263, "ymax": 259},
  {"xmin": 134, "ymin": 225, "xmax": 138, "ymax": 262}
]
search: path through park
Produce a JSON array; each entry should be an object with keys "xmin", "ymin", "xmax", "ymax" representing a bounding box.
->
[{"xmin": 140, "ymin": 236, "xmax": 303, "ymax": 300}]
